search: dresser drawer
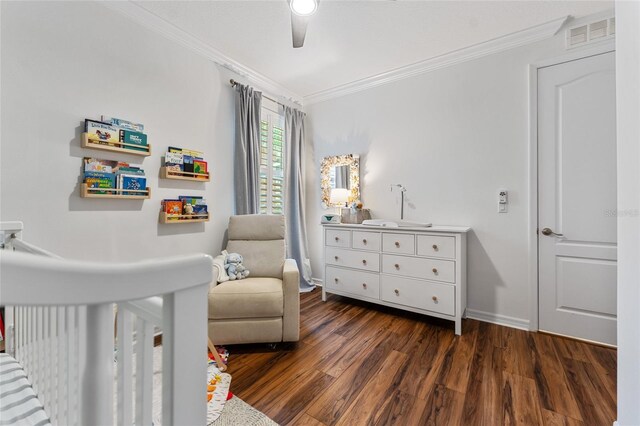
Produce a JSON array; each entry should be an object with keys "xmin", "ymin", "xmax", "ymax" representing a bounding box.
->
[
  {"xmin": 417, "ymin": 235, "xmax": 456, "ymax": 259},
  {"xmin": 326, "ymin": 266, "xmax": 380, "ymax": 299},
  {"xmin": 380, "ymin": 275, "xmax": 455, "ymax": 316},
  {"xmin": 382, "ymin": 233, "xmax": 415, "ymax": 255},
  {"xmin": 352, "ymin": 231, "xmax": 381, "ymax": 251},
  {"xmin": 325, "ymin": 229, "xmax": 351, "ymax": 248},
  {"xmin": 325, "ymin": 247, "xmax": 380, "ymax": 272},
  {"xmin": 381, "ymin": 254, "xmax": 455, "ymax": 283}
]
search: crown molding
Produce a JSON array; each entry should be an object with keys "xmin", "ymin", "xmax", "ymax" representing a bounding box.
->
[
  {"xmin": 102, "ymin": 1, "xmax": 304, "ymax": 104},
  {"xmin": 303, "ymin": 15, "xmax": 569, "ymax": 105}
]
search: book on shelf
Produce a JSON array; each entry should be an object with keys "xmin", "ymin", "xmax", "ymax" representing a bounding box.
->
[
  {"xmin": 84, "ymin": 158, "xmax": 119, "ymax": 173},
  {"xmin": 84, "ymin": 171, "xmax": 116, "ymax": 194},
  {"xmin": 162, "ymin": 200, "xmax": 183, "ymax": 217},
  {"xmin": 85, "ymin": 119, "xmax": 120, "ymax": 146},
  {"xmin": 194, "ymin": 160, "xmax": 208, "ymax": 176},
  {"xmin": 118, "ymin": 174, "xmax": 147, "ymax": 195},
  {"xmin": 101, "ymin": 116, "xmax": 144, "ymax": 133},
  {"xmin": 165, "ymin": 152, "xmax": 184, "ymax": 171},
  {"xmin": 120, "ymin": 130, "xmax": 148, "ymax": 151}
]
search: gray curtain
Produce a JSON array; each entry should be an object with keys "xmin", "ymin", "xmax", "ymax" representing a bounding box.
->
[
  {"xmin": 283, "ymin": 106, "xmax": 315, "ymax": 292},
  {"xmin": 234, "ymin": 84, "xmax": 262, "ymax": 215}
]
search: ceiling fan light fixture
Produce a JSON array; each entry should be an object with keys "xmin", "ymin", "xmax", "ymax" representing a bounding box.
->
[{"xmin": 290, "ymin": 0, "xmax": 317, "ymax": 16}]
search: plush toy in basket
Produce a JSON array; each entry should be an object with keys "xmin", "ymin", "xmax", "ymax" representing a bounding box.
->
[{"xmin": 223, "ymin": 251, "xmax": 250, "ymax": 280}]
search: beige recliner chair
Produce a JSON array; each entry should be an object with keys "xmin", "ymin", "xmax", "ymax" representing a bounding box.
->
[{"xmin": 208, "ymin": 214, "xmax": 300, "ymax": 345}]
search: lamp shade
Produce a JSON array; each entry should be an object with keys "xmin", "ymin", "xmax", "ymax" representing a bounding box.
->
[{"xmin": 330, "ymin": 188, "xmax": 349, "ymax": 206}]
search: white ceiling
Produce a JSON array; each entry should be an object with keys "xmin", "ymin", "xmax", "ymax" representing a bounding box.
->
[{"xmin": 133, "ymin": 1, "xmax": 612, "ymax": 98}]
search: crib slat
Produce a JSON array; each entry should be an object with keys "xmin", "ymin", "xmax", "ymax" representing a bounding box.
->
[
  {"xmin": 135, "ymin": 317, "xmax": 153, "ymax": 426},
  {"xmin": 67, "ymin": 306, "xmax": 76, "ymax": 426},
  {"xmin": 58, "ymin": 306, "xmax": 67, "ymax": 426},
  {"xmin": 50, "ymin": 307, "xmax": 58, "ymax": 424},
  {"xmin": 117, "ymin": 308, "xmax": 134, "ymax": 426}
]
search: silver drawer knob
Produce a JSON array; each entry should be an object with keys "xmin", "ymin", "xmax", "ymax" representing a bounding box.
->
[
  {"xmin": 363, "ymin": 239, "xmax": 367, "ymax": 244},
  {"xmin": 362, "ymin": 259, "xmax": 367, "ymax": 265},
  {"xmin": 362, "ymin": 283, "xmax": 367, "ymax": 289},
  {"xmin": 394, "ymin": 289, "xmax": 400, "ymax": 295},
  {"xmin": 395, "ymin": 241, "xmax": 400, "ymax": 248},
  {"xmin": 394, "ymin": 263, "xmax": 400, "ymax": 270},
  {"xmin": 432, "ymin": 268, "xmax": 438, "ymax": 274},
  {"xmin": 432, "ymin": 296, "xmax": 438, "ymax": 302},
  {"xmin": 432, "ymin": 244, "xmax": 439, "ymax": 251}
]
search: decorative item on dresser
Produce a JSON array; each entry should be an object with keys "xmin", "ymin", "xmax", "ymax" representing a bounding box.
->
[{"xmin": 322, "ymin": 223, "xmax": 470, "ymax": 335}]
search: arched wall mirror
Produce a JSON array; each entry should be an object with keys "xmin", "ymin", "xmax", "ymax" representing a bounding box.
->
[{"xmin": 321, "ymin": 154, "xmax": 360, "ymax": 208}]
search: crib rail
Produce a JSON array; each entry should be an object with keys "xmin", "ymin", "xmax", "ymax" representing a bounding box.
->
[{"xmin": 0, "ymin": 225, "xmax": 212, "ymax": 426}]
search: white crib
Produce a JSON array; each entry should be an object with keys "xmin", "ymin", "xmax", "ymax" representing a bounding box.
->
[{"xmin": 0, "ymin": 221, "xmax": 213, "ymax": 425}]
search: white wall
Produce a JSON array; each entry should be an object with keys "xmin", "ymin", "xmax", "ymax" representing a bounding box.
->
[
  {"xmin": 305, "ymin": 29, "xmax": 592, "ymax": 325},
  {"xmin": 615, "ymin": 1, "xmax": 640, "ymax": 424},
  {"xmin": 1, "ymin": 1, "xmax": 241, "ymax": 261}
]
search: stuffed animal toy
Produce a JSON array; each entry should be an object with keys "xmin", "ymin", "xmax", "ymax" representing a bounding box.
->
[
  {"xmin": 224, "ymin": 252, "xmax": 250, "ymax": 280},
  {"xmin": 184, "ymin": 203, "xmax": 194, "ymax": 215}
]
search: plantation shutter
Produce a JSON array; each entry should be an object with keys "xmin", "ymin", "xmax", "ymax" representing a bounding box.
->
[{"xmin": 259, "ymin": 103, "xmax": 285, "ymax": 215}]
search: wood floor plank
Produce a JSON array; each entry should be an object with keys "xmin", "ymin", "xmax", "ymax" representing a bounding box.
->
[
  {"xmin": 287, "ymin": 412, "xmax": 327, "ymax": 426},
  {"xmin": 542, "ymin": 409, "xmax": 585, "ymax": 426},
  {"xmin": 560, "ymin": 358, "xmax": 617, "ymax": 426},
  {"xmin": 436, "ymin": 320, "xmax": 479, "ymax": 393},
  {"xmin": 306, "ymin": 331, "xmax": 396, "ymax": 425},
  {"xmin": 418, "ymin": 384, "xmax": 466, "ymax": 425},
  {"xmin": 226, "ymin": 290, "xmax": 617, "ymax": 426},
  {"xmin": 373, "ymin": 390, "xmax": 423, "ymax": 426},
  {"xmin": 335, "ymin": 350, "xmax": 407, "ymax": 426},
  {"xmin": 461, "ymin": 322, "xmax": 504, "ymax": 426},
  {"xmin": 502, "ymin": 371, "xmax": 545, "ymax": 425},
  {"xmin": 530, "ymin": 333, "xmax": 583, "ymax": 421},
  {"xmin": 503, "ymin": 327, "xmax": 536, "ymax": 379}
]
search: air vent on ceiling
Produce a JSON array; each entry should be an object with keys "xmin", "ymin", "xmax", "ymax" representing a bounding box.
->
[{"xmin": 566, "ymin": 17, "xmax": 615, "ymax": 49}]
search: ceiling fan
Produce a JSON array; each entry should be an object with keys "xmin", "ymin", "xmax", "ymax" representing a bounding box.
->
[{"xmin": 289, "ymin": 0, "xmax": 319, "ymax": 48}]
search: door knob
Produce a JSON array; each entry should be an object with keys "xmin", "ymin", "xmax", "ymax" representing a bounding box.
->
[{"xmin": 541, "ymin": 227, "xmax": 564, "ymax": 237}]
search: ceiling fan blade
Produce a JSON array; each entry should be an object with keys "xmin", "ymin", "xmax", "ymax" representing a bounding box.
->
[{"xmin": 291, "ymin": 12, "xmax": 309, "ymax": 48}]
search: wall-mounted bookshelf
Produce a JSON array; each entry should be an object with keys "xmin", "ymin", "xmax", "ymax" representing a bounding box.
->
[
  {"xmin": 159, "ymin": 212, "xmax": 209, "ymax": 224},
  {"xmin": 82, "ymin": 133, "xmax": 151, "ymax": 157},
  {"xmin": 80, "ymin": 183, "xmax": 150, "ymax": 199},
  {"xmin": 160, "ymin": 166, "xmax": 210, "ymax": 182}
]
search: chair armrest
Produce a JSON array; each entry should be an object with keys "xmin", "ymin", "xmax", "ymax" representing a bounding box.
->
[
  {"xmin": 282, "ymin": 258, "xmax": 300, "ymax": 342},
  {"xmin": 210, "ymin": 262, "xmax": 222, "ymax": 290}
]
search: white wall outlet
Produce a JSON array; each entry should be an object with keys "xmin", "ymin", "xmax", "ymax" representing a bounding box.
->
[{"xmin": 498, "ymin": 189, "xmax": 508, "ymax": 213}]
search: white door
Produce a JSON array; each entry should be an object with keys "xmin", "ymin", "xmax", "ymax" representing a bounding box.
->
[{"xmin": 538, "ymin": 51, "xmax": 617, "ymax": 346}]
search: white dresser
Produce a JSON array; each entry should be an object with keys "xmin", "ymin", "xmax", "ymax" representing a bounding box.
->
[{"xmin": 322, "ymin": 224, "xmax": 470, "ymax": 335}]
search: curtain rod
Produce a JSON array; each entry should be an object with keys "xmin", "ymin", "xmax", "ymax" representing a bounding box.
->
[{"xmin": 229, "ymin": 79, "xmax": 283, "ymax": 106}]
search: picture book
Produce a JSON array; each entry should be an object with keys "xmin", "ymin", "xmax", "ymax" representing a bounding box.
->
[
  {"xmin": 163, "ymin": 200, "xmax": 183, "ymax": 216},
  {"xmin": 165, "ymin": 152, "xmax": 184, "ymax": 171},
  {"xmin": 193, "ymin": 204, "xmax": 208, "ymax": 215},
  {"xmin": 84, "ymin": 171, "xmax": 115, "ymax": 194},
  {"xmin": 84, "ymin": 158, "xmax": 119, "ymax": 173},
  {"xmin": 119, "ymin": 130, "xmax": 148, "ymax": 151},
  {"xmin": 183, "ymin": 155, "xmax": 194, "ymax": 173},
  {"xmin": 119, "ymin": 174, "xmax": 146, "ymax": 195},
  {"xmin": 182, "ymin": 148, "xmax": 204, "ymax": 159},
  {"xmin": 101, "ymin": 116, "xmax": 144, "ymax": 133},
  {"xmin": 168, "ymin": 146, "xmax": 183, "ymax": 153},
  {"xmin": 85, "ymin": 120, "xmax": 120, "ymax": 145},
  {"xmin": 194, "ymin": 160, "xmax": 208, "ymax": 177},
  {"xmin": 84, "ymin": 171, "xmax": 115, "ymax": 186}
]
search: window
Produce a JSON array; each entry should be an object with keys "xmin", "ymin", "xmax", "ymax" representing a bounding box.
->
[{"xmin": 259, "ymin": 104, "xmax": 285, "ymax": 215}]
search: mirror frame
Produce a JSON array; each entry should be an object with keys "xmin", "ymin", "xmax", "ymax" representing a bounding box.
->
[{"xmin": 321, "ymin": 154, "xmax": 360, "ymax": 208}]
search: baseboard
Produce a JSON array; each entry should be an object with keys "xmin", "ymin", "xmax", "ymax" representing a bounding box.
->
[
  {"xmin": 465, "ymin": 309, "xmax": 530, "ymax": 331},
  {"xmin": 311, "ymin": 278, "xmax": 323, "ymax": 287}
]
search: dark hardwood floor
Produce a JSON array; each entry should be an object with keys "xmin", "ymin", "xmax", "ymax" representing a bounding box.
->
[{"xmin": 225, "ymin": 289, "xmax": 617, "ymax": 425}]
